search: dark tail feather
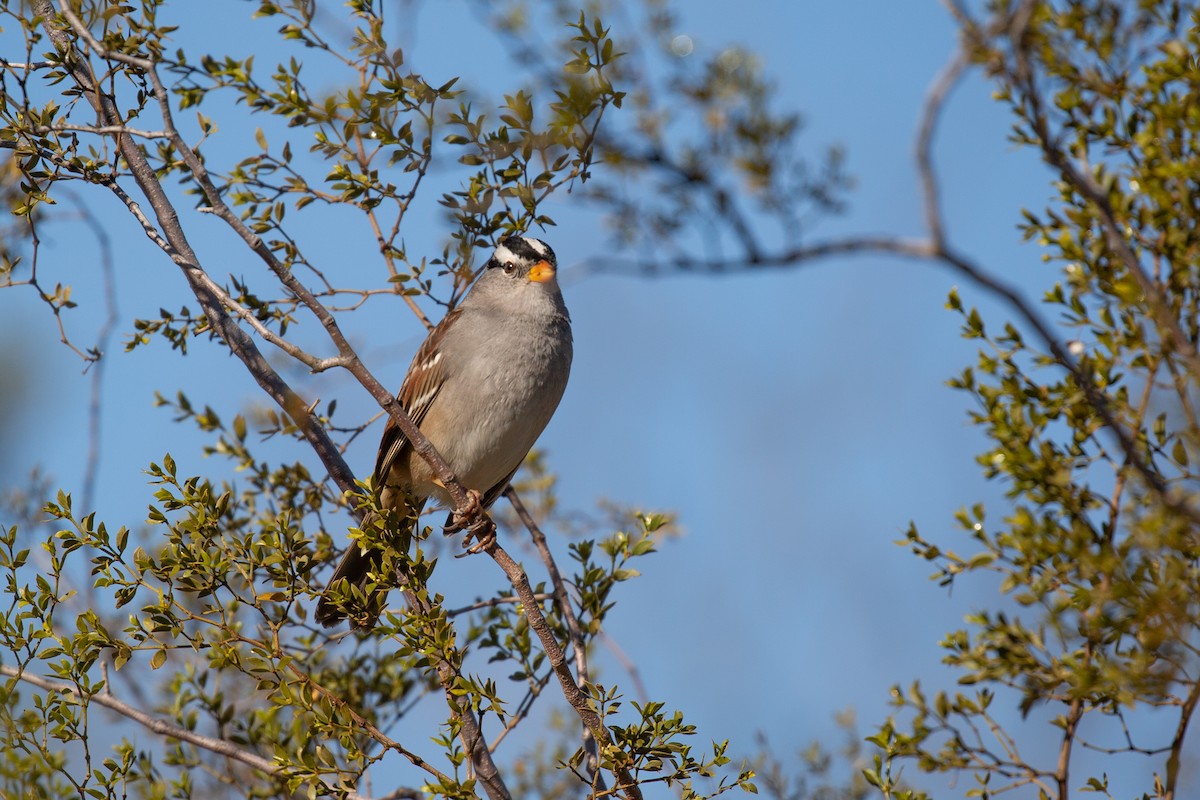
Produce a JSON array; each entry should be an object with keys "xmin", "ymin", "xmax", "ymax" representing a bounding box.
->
[{"xmin": 316, "ymin": 505, "xmax": 422, "ymax": 629}]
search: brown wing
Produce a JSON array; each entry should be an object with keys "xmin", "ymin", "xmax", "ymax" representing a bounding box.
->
[
  {"xmin": 373, "ymin": 307, "xmax": 463, "ymax": 483},
  {"xmin": 316, "ymin": 310, "xmax": 463, "ymax": 628}
]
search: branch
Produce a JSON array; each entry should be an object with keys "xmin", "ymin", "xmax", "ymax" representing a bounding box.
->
[
  {"xmin": 35, "ymin": 122, "xmax": 170, "ymax": 139},
  {"xmin": 0, "ymin": 59, "xmax": 54, "ymax": 70},
  {"xmin": 582, "ymin": 234, "xmax": 937, "ymax": 276},
  {"xmin": 488, "ymin": 669, "xmax": 554, "ymax": 753},
  {"xmin": 37, "ymin": 6, "xmax": 520, "ymax": 797},
  {"xmin": 504, "ymin": 487, "xmax": 603, "ymax": 787},
  {"xmin": 35, "ymin": 0, "xmax": 361, "ymax": 501},
  {"xmin": 1, "ymin": 665, "xmax": 277, "ymax": 777},
  {"xmin": 601, "ymin": 631, "xmax": 650, "ymax": 704},
  {"xmin": 444, "ymin": 591, "xmax": 554, "ymax": 618},
  {"xmin": 1055, "ymin": 697, "xmax": 1083, "ymax": 800},
  {"xmin": 65, "ymin": 191, "xmax": 119, "ymax": 515},
  {"xmin": 1164, "ymin": 677, "xmax": 1200, "ymax": 800},
  {"xmin": 584, "ymin": 18, "xmax": 1200, "ymax": 529},
  {"xmin": 915, "ymin": 50, "xmax": 968, "ymax": 249},
  {"xmin": 482, "ymin": 536, "xmax": 644, "ymax": 800},
  {"xmin": 12, "ymin": 211, "xmax": 100, "ymax": 365}
]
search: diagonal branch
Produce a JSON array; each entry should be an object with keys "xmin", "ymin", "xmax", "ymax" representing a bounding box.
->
[
  {"xmin": 505, "ymin": 486, "xmax": 603, "ymax": 789},
  {"xmin": 35, "ymin": 0, "xmax": 361, "ymax": 500},
  {"xmin": 1, "ymin": 664, "xmax": 429, "ymax": 800},
  {"xmin": 482, "ymin": 536, "xmax": 644, "ymax": 799},
  {"xmin": 1001, "ymin": 7, "xmax": 1200, "ymax": 384},
  {"xmin": 2, "ymin": 665, "xmax": 275, "ymax": 780},
  {"xmin": 37, "ymin": 5, "xmax": 510, "ymax": 798},
  {"xmin": 585, "ymin": 19, "xmax": 1200, "ymax": 529}
]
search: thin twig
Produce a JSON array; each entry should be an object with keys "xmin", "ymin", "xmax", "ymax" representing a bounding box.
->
[
  {"xmin": 600, "ymin": 631, "xmax": 650, "ymax": 704},
  {"xmin": 39, "ymin": 0, "xmax": 360, "ymax": 501},
  {"xmin": 1, "ymin": 665, "xmax": 278, "ymax": 776},
  {"xmin": 504, "ymin": 486, "xmax": 603, "ymax": 786},
  {"xmin": 443, "ymin": 592, "xmax": 554, "ymax": 618},
  {"xmin": 34, "ymin": 122, "xmax": 170, "ymax": 138},
  {"xmin": 488, "ymin": 670, "xmax": 554, "ymax": 753},
  {"xmin": 45, "ymin": 6, "xmax": 514, "ymax": 796},
  {"xmin": 64, "ymin": 192, "xmax": 118, "ymax": 514},
  {"xmin": 0, "ymin": 59, "xmax": 54, "ymax": 70}
]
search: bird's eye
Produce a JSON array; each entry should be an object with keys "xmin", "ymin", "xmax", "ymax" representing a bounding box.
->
[{"xmin": 502, "ymin": 261, "xmax": 517, "ymax": 275}]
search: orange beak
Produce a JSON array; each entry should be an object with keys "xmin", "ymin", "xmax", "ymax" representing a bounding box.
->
[{"xmin": 527, "ymin": 260, "xmax": 556, "ymax": 283}]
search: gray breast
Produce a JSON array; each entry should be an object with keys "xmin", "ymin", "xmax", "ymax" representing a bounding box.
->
[{"xmin": 431, "ymin": 309, "xmax": 572, "ymax": 495}]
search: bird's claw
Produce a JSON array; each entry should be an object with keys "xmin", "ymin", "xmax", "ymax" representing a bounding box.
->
[
  {"xmin": 444, "ymin": 488, "xmax": 482, "ymax": 534},
  {"xmin": 447, "ymin": 489, "xmax": 496, "ymax": 556},
  {"xmin": 459, "ymin": 520, "xmax": 496, "ymax": 556}
]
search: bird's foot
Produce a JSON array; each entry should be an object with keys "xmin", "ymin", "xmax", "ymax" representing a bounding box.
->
[
  {"xmin": 459, "ymin": 521, "xmax": 496, "ymax": 555},
  {"xmin": 447, "ymin": 489, "xmax": 496, "ymax": 555},
  {"xmin": 444, "ymin": 488, "xmax": 482, "ymax": 534}
]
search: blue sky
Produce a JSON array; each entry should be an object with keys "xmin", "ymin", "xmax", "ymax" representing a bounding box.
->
[{"xmin": 0, "ymin": 1, "xmax": 1176, "ymax": 796}]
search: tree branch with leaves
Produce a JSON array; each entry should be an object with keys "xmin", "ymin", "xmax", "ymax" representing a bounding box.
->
[{"xmin": 1, "ymin": 1, "xmax": 756, "ymax": 798}]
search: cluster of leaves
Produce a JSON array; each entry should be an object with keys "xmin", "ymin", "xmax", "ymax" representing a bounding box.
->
[
  {"xmin": 468, "ymin": 0, "xmax": 852, "ymax": 271},
  {"xmin": 0, "ymin": 0, "xmax": 786, "ymax": 798},
  {"xmin": 0, "ymin": 389, "xmax": 682, "ymax": 797},
  {"xmin": 871, "ymin": 3, "xmax": 1200, "ymax": 798},
  {"xmin": 162, "ymin": 0, "xmax": 626, "ymax": 314}
]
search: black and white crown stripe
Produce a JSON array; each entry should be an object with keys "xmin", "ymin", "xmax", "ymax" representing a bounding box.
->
[{"xmin": 490, "ymin": 236, "xmax": 555, "ymax": 270}]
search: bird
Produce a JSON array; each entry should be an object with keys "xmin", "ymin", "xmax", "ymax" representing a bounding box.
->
[{"xmin": 316, "ymin": 235, "xmax": 573, "ymax": 628}]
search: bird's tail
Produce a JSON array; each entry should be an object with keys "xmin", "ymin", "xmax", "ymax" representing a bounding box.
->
[{"xmin": 315, "ymin": 500, "xmax": 426, "ymax": 629}]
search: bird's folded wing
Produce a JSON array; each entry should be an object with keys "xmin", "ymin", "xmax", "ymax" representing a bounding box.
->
[{"xmin": 373, "ymin": 307, "xmax": 462, "ymax": 482}]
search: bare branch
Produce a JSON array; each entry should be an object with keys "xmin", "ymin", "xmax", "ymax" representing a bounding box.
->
[
  {"xmin": 601, "ymin": 631, "xmax": 650, "ymax": 704},
  {"xmin": 443, "ymin": 592, "xmax": 554, "ymax": 618},
  {"xmin": 915, "ymin": 50, "xmax": 969, "ymax": 249},
  {"xmin": 0, "ymin": 59, "xmax": 54, "ymax": 70},
  {"xmin": 35, "ymin": 122, "xmax": 170, "ymax": 139},
  {"xmin": 1055, "ymin": 698, "xmax": 1083, "ymax": 800},
  {"xmin": 581, "ymin": 234, "xmax": 936, "ymax": 276},
  {"xmin": 482, "ymin": 536, "xmax": 645, "ymax": 800},
  {"xmin": 504, "ymin": 486, "xmax": 603, "ymax": 787},
  {"xmin": 488, "ymin": 670, "xmax": 553, "ymax": 753},
  {"xmin": 64, "ymin": 192, "xmax": 119, "ymax": 514}
]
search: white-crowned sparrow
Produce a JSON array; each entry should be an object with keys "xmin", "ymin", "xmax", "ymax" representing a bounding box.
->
[{"xmin": 316, "ymin": 236, "xmax": 573, "ymax": 628}]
